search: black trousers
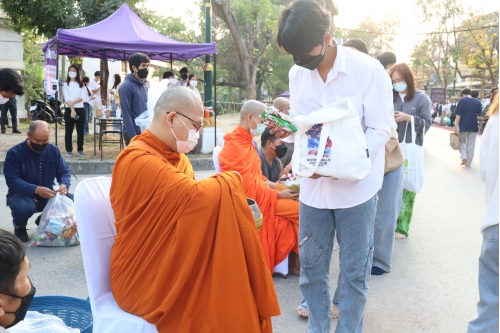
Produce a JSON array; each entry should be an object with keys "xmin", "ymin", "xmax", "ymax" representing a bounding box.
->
[
  {"xmin": 65, "ymin": 107, "xmax": 85, "ymax": 152},
  {"xmin": 1, "ymin": 98, "xmax": 17, "ymax": 131}
]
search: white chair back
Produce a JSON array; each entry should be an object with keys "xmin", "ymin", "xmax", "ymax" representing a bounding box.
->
[
  {"xmin": 213, "ymin": 146, "xmax": 223, "ymax": 174},
  {"xmin": 75, "ymin": 177, "xmax": 158, "ymax": 333}
]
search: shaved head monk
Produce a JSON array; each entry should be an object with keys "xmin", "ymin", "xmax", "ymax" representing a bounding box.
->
[
  {"xmin": 218, "ymin": 100, "xmax": 301, "ymax": 275},
  {"xmin": 273, "ymin": 97, "xmax": 290, "ymax": 115},
  {"xmin": 109, "ymin": 87, "xmax": 280, "ymax": 333}
]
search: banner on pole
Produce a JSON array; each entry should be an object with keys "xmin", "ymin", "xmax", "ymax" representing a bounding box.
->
[{"xmin": 44, "ymin": 44, "xmax": 58, "ymax": 96}]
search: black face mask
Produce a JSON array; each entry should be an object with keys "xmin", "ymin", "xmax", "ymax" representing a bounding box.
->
[
  {"xmin": 137, "ymin": 68, "xmax": 149, "ymax": 79},
  {"xmin": 30, "ymin": 141, "xmax": 48, "ymax": 153},
  {"xmin": 4, "ymin": 278, "xmax": 36, "ymax": 329},
  {"xmin": 273, "ymin": 143, "xmax": 288, "ymax": 158},
  {"xmin": 181, "ymin": 74, "xmax": 189, "ymax": 80},
  {"xmin": 293, "ymin": 40, "xmax": 333, "ymax": 71}
]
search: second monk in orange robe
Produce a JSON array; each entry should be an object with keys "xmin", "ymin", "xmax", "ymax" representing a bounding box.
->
[{"xmin": 218, "ymin": 100, "xmax": 300, "ymax": 274}]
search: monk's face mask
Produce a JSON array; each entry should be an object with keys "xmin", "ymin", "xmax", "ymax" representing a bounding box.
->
[{"xmin": 170, "ymin": 116, "xmax": 199, "ymax": 153}]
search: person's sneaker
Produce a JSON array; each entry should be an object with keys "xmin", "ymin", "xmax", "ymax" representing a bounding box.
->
[
  {"xmin": 12, "ymin": 129, "xmax": 21, "ymax": 134},
  {"xmin": 78, "ymin": 151, "xmax": 84, "ymax": 156},
  {"xmin": 371, "ymin": 266, "xmax": 386, "ymax": 275},
  {"xmin": 66, "ymin": 152, "xmax": 74, "ymax": 157},
  {"xmin": 35, "ymin": 214, "xmax": 42, "ymax": 226},
  {"xmin": 14, "ymin": 227, "xmax": 29, "ymax": 242},
  {"xmin": 1, "ymin": 130, "xmax": 5, "ymax": 134}
]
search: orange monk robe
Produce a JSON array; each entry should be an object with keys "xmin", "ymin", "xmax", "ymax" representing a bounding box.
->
[
  {"xmin": 218, "ymin": 125, "xmax": 299, "ymax": 271},
  {"xmin": 110, "ymin": 130, "xmax": 280, "ymax": 333}
]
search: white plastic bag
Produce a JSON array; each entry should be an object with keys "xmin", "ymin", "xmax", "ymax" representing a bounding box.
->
[
  {"xmin": 135, "ymin": 109, "xmax": 153, "ymax": 132},
  {"xmin": 292, "ymin": 99, "xmax": 371, "ymax": 180},
  {"xmin": 30, "ymin": 193, "xmax": 79, "ymax": 247},
  {"xmin": 134, "ymin": 80, "xmax": 169, "ymax": 132},
  {"xmin": 401, "ymin": 116, "xmax": 425, "ymax": 193},
  {"xmin": 9, "ymin": 311, "xmax": 80, "ymax": 332}
]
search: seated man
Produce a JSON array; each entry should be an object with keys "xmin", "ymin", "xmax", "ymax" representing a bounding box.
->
[
  {"xmin": 259, "ymin": 128, "xmax": 287, "ymax": 183},
  {"xmin": 273, "ymin": 97, "xmax": 294, "ymax": 167},
  {"xmin": 109, "ymin": 87, "xmax": 279, "ymax": 333},
  {"xmin": 0, "ymin": 229, "xmax": 36, "ymax": 330},
  {"xmin": 4, "ymin": 121, "xmax": 72, "ymax": 242},
  {"xmin": 219, "ymin": 100, "xmax": 300, "ymax": 274}
]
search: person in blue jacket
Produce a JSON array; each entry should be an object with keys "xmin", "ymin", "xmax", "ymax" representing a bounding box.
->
[{"xmin": 3, "ymin": 121, "xmax": 72, "ymax": 242}]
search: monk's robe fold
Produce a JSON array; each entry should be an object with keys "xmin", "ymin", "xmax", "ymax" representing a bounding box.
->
[
  {"xmin": 110, "ymin": 130, "xmax": 280, "ymax": 333},
  {"xmin": 218, "ymin": 125, "xmax": 299, "ymax": 271}
]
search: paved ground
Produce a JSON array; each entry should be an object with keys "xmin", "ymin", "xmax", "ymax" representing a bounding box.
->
[{"xmin": 0, "ymin": 126, "xmax": 486, "ymax": 333}]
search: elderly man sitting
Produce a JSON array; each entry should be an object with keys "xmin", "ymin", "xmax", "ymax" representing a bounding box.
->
[
  {"xmin": 109, "ymin": 87, "xmax": 279, "ymax": 333},
  {"xmin": 4, "ymin": 121, "xmax": 72, "ymax": 242},
  {"xmin": 219, "ymin": 100, "xmax": 300, "ymax": 275}
]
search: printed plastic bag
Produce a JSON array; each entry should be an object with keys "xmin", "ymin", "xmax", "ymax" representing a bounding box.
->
[
  {"xmin": 292, "ymin": 99, "xmax": 371, "ymax": 180},
  {"xmin": 30, "ymin": 193, "xmax": 79, "ymax": 247},
  {"xmin": 9, "ymin": 311, "xmax": 80, "ymax": 332},
  {"xmin": 135, "ymin": 109, "xmax": 153, "ymax": 132},
  {"xmin": 401, "ymin": 116, "xmax": 425, "ymax": 193}
]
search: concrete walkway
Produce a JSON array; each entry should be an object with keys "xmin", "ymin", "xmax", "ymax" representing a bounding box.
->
[{"xmin": 0, "ymin": 126, "xmax": 486, "ymax": 333}]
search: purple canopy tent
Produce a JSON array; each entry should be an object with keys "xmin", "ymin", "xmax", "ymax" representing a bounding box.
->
[
  {"xmin": 43, "ymin": 3, "xmax": 218, "ymax": 146},
  {"xmin": 278, "ymin": 91, "xmax": 290, "ymax": 98}
]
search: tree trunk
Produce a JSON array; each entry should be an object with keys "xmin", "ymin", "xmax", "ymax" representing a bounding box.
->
[
  {"xmin": 100, "ymin": 59, "xmax": 109, "ymax": 107},
  {"xmin": 228, "ymin": 86, "xmax": 233, "ymax": 112},
  {"xmin": 237, "ymin": 87, "xmax": 243, "ymax": 112}
]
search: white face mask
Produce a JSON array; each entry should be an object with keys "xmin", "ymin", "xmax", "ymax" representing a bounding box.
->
[
  {"xmin": 190, "ymin": 80, "xmax": 198, "ymax": 87},
  {"xmin": 112, "ymin": 78, "xmax": 115, "ymax": 83},
  {"xmin": 170, "ymin": 116, "xmax": 199, "ymax": 153},
  {"xmin": 68, "ymin": 72, "xmax": 77, "ymax": 78},
  {"xmin": 0, "ymin": 95, "xmax": 9, "ymax": 104},
  {"xmin": 169, "ymin": 78, "xmax": 176, "ymax": 84},
  {"xmin": 385, "ymin": 69, "xmax": 390, "ymax": 74}
]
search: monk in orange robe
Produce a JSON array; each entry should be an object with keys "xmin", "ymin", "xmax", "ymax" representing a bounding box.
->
[
  {"xmin": 109, "ymin": 87, "xmax": 280, "ymax": 333},
  {"xmin": 219, "ymin": 100, "xmax": 300, "ymax": 274}
]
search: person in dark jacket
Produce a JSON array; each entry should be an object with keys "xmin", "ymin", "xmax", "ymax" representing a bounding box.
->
[
  {"xmin": 3, "ymin": 121, "xmax": 72, "ymax": 242},
  {"xmin": 120, "ymin": 52, "xmax": 150, "ymax": 145}
]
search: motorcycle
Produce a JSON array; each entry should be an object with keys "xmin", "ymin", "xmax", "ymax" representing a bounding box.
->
[{"xmin": 30, "ymin": 96, "xmax": 65, "ymax": 125}]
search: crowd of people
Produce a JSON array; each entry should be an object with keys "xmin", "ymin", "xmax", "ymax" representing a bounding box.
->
[{"xmin": 0, "ymin": 0, "xmax": 498, "ymax": 331}]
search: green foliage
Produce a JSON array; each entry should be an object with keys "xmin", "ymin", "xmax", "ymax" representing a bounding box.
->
[{"xmin": 22, "ymin": 33, "xmax": 45, "ymax": 110}]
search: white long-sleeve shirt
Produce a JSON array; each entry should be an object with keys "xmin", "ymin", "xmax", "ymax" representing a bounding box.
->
[
  {"xmin": 62, "ymin": 81, "xmax": 87, "ymax": 108},
  {"xmin": 480, "ymin": 113, "xmax": 499, "ymax": 232},
  {"xmin": 289, "ymin": 45, "xmax": 392, "ymax": 209}
]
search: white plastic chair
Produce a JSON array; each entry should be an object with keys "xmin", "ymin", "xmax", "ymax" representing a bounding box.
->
[
  {"xmin": 74, "ymin": 177, "xmax": 158, "ymax": 333},
  {"xmin": 213, "ymin": 146, "xmax": 223, "ymax": 174}
]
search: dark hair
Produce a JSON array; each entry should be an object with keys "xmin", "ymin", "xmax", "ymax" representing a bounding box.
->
[
  {"xmin": 82, "ymin": 77, "xmax": 91, "ymax": 96},
  {"xmin": 180, "ymin": 67, "xmax": 189, "ymax": 75},
  {"xmin": 344, "ymin": 39, "xmax": 368, "ymax": 54},
  {"xmin": 277, "ymin": 0, "xmax": 331, "ymax": 56},
  {"xmin": 491, "ymin": 87, "xmax": 499, "ymax": 99},
  {"xmin": 471, "ymin": 90, "xmax": 479, "ymax": 98},
  {"xmin": 0, "ymin": 229, "xmax": 26, "ymax": 295},
  {"xmin": 112, "ymin": 74, "xmax": 121, "ymax": 90},
  {"xmin": 162, "ymin": 71, "xmax": 174, "ymax": 79},
  {"xmin": 461, "ymin": 88, "xmax": 472, "ymax": 96},
  {"xmin": 0, "ymin": 68, "xmax": 25, "ymax": 96},
  {"xmin": 66, "ymin": 65, "xmax": 83, "ymax": 88},
  {"xmin": 389, "ymin": 63, "xmax": 416, "ymax": 102},
  {"xmin": 94, "ymin": 71, "xmax": 100, "ymax": 77},
  {"xmin": 261, "ymin": 128, "xmax": 278, "ymax": 148},
  {"xmin": 128, "ymin": 52, "xmax": 150, "ymax": 72},
  {"xmin": 420, "ymin": 85, "xmax": 427, "ymax": 91},
  {"xmin": 376, "ymin": 52, "xmax": 397, "ymax": 69}
]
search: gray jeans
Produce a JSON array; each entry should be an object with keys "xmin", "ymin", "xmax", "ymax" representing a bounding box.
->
[
  {"xmin": 467, "ymin": 224, "xmax": 499, "ymax": 333},
  {"xmin": 459, "ymin": 132, "xmax": 477, "ymax": 167},
  {"xmin": 373, "ymin": 165, "xmax": 404, "ymax": 272},
  {"xmin": 299, "ymin": 196, "xmax": 377, "ymax": 333}
]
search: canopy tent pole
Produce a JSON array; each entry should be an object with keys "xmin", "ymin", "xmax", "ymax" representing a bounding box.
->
[
  {"xmin": 170, "ymin": 54, "xmax": 173, "ymax": 71},
  {"xmin": 213, "ymin": 53, "xmax": 217, "ymax": 147},
  {"xmin": 55, "ymin": 41, "xmax": 60, "ymax": 147}
]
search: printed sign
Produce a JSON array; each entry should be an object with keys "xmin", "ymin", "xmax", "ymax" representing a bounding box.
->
[
  {"xmin": 430, "ymin": 88, "xmax": 446, "ymax": 103},
  {"xmin": 44, "ymin": 44, "xmax": 58, "ymax": 96}
]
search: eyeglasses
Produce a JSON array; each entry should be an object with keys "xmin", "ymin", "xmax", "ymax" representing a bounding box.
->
[{"xmin": 167, "ymin": 112, "xmax": 203, "ymax": 132}]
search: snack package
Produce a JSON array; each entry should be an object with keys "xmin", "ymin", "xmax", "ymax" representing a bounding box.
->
[
  {"xmin": 30, "ymin": 193, "xmax": 79, "ymax": 247},
  {"xmin": 276, "ymin": 173, "xmax": 301, "ymax": 193},
  {"xmin": 261, "ymin": 106, "xmax": 297, "ymax": 133}
]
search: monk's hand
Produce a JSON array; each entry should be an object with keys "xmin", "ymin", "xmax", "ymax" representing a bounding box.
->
[
  {"xmin": 35, "ymin": 186, "xmax": 56, "ymax": 199},
  {"xmin": 56, "ymin": 184, "xmax": 68, "ymax": 196},
  {"xmin": 269, "ymin": 127, "xmax": 291, "ymax": 139},
  {"xmin": 278, "ymin": 189, "xmax": 299, "ymax": 199}
]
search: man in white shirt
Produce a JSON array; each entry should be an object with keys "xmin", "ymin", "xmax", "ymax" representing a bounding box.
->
[
  {"xmin": 277, "ymin": 1, "xmax": 392, "ymax": 332},
  {"xmin": 175, "ymin": 67, "xmax": 190, "ymax": 87},
  {"xmin": 88, "ymin": 71, "xmax": 101, "ymax": 111}
]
